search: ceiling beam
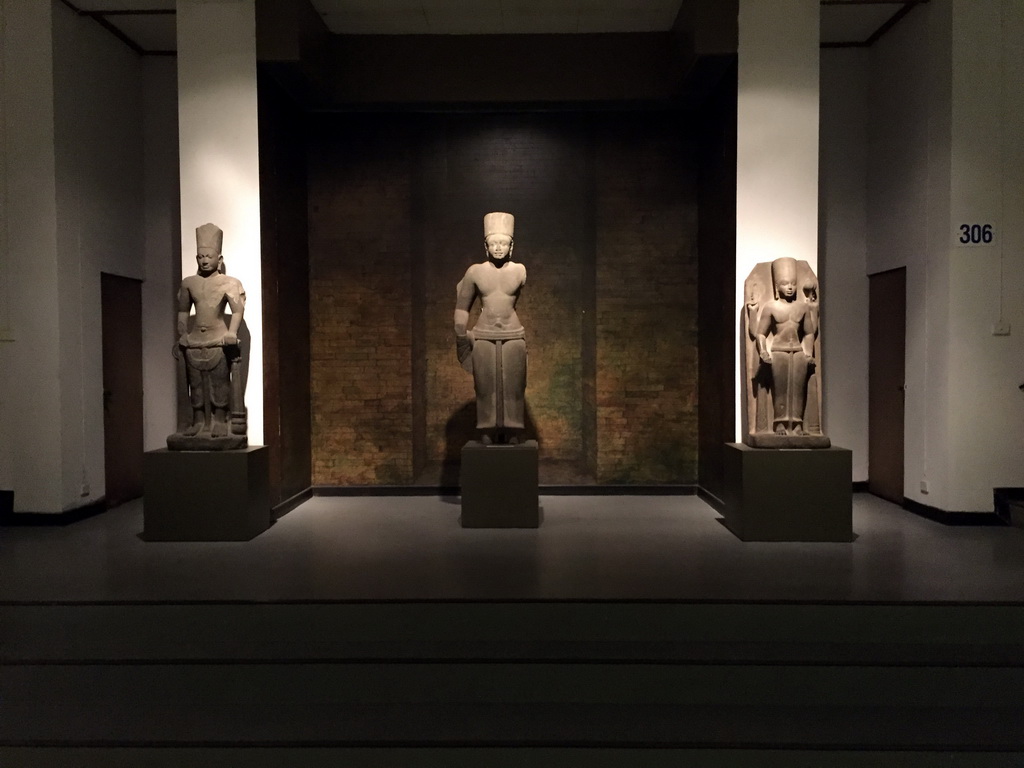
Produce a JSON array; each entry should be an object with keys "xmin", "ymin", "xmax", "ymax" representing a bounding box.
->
[
  {"xmin": 57, "ymin": 0, "xmax": 175, "ymax": 56},
  {"xmin": 864, "ymin": 0, "xmax": 926, "ymax": 45},
  {"xmin": 821, "ymin": 0, "xmax": 927, "ymax": 48},
  {"xmin": 821, "ymin": 0, "xmax": 917, "ymax": 5},
  {"xmin": 77, "ymin": 9, "xmax": 174, "ymax": 14}
]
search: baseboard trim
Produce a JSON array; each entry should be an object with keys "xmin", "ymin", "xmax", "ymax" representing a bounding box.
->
[
  {"xmin": 902, "ymin": 497, "xmax": 1004, "ymax": 526},
  {"xmin": 697, "ymin": 486, "xmax": 726, "ymax": 512},
  {"xmin": 851, "ymin": 481, "xmax": 869, "ymax": 493},
  {"xmin": 544, "ymin": 485, "xmax": 697, "ymax": 496},
  {"xmin": 314, "ymin": 485, "xmax": 459, "ymax": 497},
  {"xmin": 0, "ymin": 498, "xmax": 108, "ymax": 526},
  {"xmin": 272, "ymin": 487, "xmax": 314, "ymax": 520},
  {"xmin": 313, "ymin": 484, "xmax": 699, "ymax": 497}
]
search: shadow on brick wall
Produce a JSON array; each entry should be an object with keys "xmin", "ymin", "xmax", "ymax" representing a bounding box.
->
[{"xmin": 436, "ymin": 402, "xmax": 542, "ymax": 490}]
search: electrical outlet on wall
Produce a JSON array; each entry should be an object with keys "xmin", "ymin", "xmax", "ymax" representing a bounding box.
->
[
  {"xmin": 920, "ymin": 480, "xmax": 929, "ymax": 494},
  {"xmin": 992, "ymin": 322, "xmax": 1011, "ymax": 336},
  {"xmin": 80, "ymin": 483, "xmax": 90, "ymax": 498}
]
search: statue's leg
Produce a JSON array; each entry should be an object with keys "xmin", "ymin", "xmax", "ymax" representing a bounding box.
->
[
  {"xmin": 183, "ymin": 356, "xmax": 204, "ymax": 435},
  {"xmin": 804, "ymin": 370, "xmax": 821, "ymax": 435},
  {"xmin": 754, "ymin": 365, "xmax": 772, "ymax": 434},
  {"xmin": 501, "ymin": 339, "xmax": 527, "ymax": 432},
  {"xmin": 772, "ymin": 352, "xmax": 792, "ymax": 435},
  {"xmin": 228, "ymin": 348, "xmax": 246, "ymax": 435},
  {"xmin": 175, "ymin": 344, "xmax": 191, "ymax": 433},
  {"xmin": 208, "ymin": 351, "xmax": 231, "ymax": 438},
  {"xmin": 789, "ymin": 352, "xmax": 809, "ymax": 435},
  {"xmin": 472, "ymin": 340, "xmax": 496, "ymax": 432}
]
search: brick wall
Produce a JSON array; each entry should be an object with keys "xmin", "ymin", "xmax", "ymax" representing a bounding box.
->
[
  {"xmin": 308, "ymin": 112, "xmax": 699, "ymax": 487},
  {"xmin": 308, "ymin": 118, "xmax": 414, "ymax": 485},
  {"xmin": 418, "ymin": 116, "xmax": 590, "ymax": 484},
  {"xmin": 595, "ymin": 116, "xmax": 699, "ymax": 483}
]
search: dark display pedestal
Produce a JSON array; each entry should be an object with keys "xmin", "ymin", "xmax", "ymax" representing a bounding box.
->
[
  {"xmin": 460, "ymin": 440, "xmax": 540, "ymax": 528},
  {"xmin": 143, "ymin": 447, "xmax": 270, "ymax": 541},
  {"xmin": 994, "ymin": 487, "xmax": 1024, "ymax": 528},
  {"xmin": 722, "ymin": 443, "xmax": 853, "ymax": 542}
]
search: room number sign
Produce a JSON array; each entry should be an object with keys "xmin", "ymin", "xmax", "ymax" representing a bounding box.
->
[{"xmin": 956, "ymin": 223, "xmax": 995, "ymax": 246}]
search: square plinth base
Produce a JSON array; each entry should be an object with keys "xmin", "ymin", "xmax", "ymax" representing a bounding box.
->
[
  {"xmin": 722, "ymin": 443, "xmax": 853, "ymax": 542},
  {"xmin": 460, "ymin": 440, "xmax": 540, "ymax": 528},
  {"xmin": 143, "ymin": 447, "xmax": 271, "ymax": 541}
]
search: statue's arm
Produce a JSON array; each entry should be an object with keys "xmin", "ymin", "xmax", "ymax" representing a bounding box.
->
[
  {"xmin": 224, "ymin": 282, "xmax": 245, "ymax": 345},
  {"xmin": 755, "ymin": 306, "xmax": 772, "ymax": 363},
  {"xmin": 454, "ymin": 270, "xmax": 476, "ymax": 337},
  {"xmin": 507, "ymin": 264, "xmax": 527, "ymax": 306},
  {"xmin": 454, "ymin": 270, "xmax": 477, "ymax": 364},
  {"xmin": 746, "ymin": 303, "xmax": 759, "ymax": 340},
  {"xmin": 176, "ymin": 283, "xmax": 192, "ymax": 345},
  {"xmin": 804, "ymin": 302, "xmax": 818, "ymax": 334},
  {"xmin": 801, "ymin": 304, "xmax": 818, "ymax": 360}
]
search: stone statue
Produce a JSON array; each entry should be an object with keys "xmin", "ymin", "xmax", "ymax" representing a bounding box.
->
[
  {"xmin": 454, "ymin": 212, "xmax": 527, "ymax": 444},
  {"xmin": 741, "ymin": 257, "xmax": 829, "ymax": 448},
  {"xmin": 167, "ymin": 223, "xmax": 247, "ymax": 451}
]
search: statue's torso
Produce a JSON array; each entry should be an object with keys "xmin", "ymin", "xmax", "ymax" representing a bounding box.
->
[
  {"xmin": 468, "ymin": 261, "xmax": 526, "ymax": 340},
  {"xmin": 766, "ymin": 299, "xmax": 809, "ymax": 351},
  {"xmin": 183, "ymin": 274, "xmax": 242, "ymax": 345}
]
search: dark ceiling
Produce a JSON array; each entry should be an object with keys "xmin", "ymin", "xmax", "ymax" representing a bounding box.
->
[{"xmin": 60, "ymin": 0, "xmax": 927, "ymax": 56}]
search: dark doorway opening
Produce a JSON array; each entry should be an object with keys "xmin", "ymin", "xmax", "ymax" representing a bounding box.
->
[
  {"xmin": 868, "ymin": 267, "xmax": 906, "ymax": 503},
  {"xmin": 101, "ymin": 272, "xmax": 144, "ymax": 507}
]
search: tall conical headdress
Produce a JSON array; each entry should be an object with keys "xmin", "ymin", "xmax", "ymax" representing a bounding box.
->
[
  {"xmin": 196, "ymin": 223, "xmax": 223, "ymax": 252},
  {"xmin": 483, "ymin": 212, "xmax": 514, "ymax": 240}
]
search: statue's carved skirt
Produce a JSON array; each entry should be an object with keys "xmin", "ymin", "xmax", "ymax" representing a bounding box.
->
[
  {"xmin": 472, "ymin": 337, "xmax": 526, "ymax": 429},
  {"xmin": 184, "ymin": 346, "xmax": 230, "ymax": 409}
]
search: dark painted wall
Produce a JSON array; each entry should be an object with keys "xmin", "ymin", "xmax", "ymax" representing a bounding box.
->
[
  {"xmin": 308, "ymin": 111, "xmax": 700, "ymax": 487},
  {"xmin": 255, "ymin": 0, "xmax": 736, "ymax": 110},
  {"xmin": 259, "ymin": 70, "xmax": 312, "ymax": 505},
  {"xmin": 697, "ymin": 60, "xmax": 737, "ymax": 502},
  {"xmin": 319, "ymin": 33, "xmax": 683, "ymax": 107}
]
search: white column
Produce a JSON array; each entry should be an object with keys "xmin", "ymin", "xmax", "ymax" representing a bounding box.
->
[
  {"xmin": 0, "ymin": 0, "xmax": 65, "ymax": 511},
  {"xmin": 735, "ymin": 0, "xmax": 820, "ymax": 440},
  {"xmin": 177, "ymin": 0, "xmax": 264, "ymax": 445},
  {"xmin": 942, "ymin": 0, "xmax": 1024, "ymax": 510}
]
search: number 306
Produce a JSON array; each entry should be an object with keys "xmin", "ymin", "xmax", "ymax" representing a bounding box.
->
[{"xmin": 959, "ymin": 224, "xmax": 993, "ymax": 244}]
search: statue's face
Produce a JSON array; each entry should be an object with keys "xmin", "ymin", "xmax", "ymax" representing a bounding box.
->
[
  {"xmin": 775, "ymin": 274, "xmax": 797, "ymax": 299},
  {"xmin": 485, "ymin": 235, "xmax": 513, "ymax": 262},
  {"xmin": 196, "ymin": 247, "xmax": 221, "ymax": 275}
]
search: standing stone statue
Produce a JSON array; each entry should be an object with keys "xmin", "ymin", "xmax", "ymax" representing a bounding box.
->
[
  {"xmin": 167, "ymin": 223, "xmax": 248, "ymax": 450},
  {"xmin": 741, "ymin": 257, "xmax": 829, "ymax": 448},
  {"xmin": 454, "ymin": 212, "xmax": 527, "ymax": 444}
]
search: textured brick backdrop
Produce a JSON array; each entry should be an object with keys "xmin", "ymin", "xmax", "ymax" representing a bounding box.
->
[
  {"xmin": 418, "ymin": 115, "xmax": 590, "ymax": 485},
  {"xmin": 308, "ymin": 113, "xmax": 698, "ymax": 486},
  {"xmin": 595, "ymin": 118, "xmax": 699, "ymax": 483},
  {"xmin": 309, "ymin": 119, "xmax": 414, "ymax": 485}
]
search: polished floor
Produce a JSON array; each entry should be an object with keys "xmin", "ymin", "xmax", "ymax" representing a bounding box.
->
[
  {"xmin": 4, "ymin": 494, "xmax": 1024, "ymax": 765},
  {"xmin": 3, "ymin": 493, "xmax": 1023, "ymax": 603}
]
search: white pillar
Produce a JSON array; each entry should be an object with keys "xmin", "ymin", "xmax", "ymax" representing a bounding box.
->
[
  {"xmin": 735, "ymin": 0, "xmax": 820, "ymax": 440},
  {"xmin": 942, "ymin": 0, "xmax": 1024, "ymax": 510},
  {"xmin": 177, "ymin": 0, "xmax": 264, "ymax": 445},
  {"xmin": 0, "ymin": 0, "xmax": 65, "ymax": 511}
]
